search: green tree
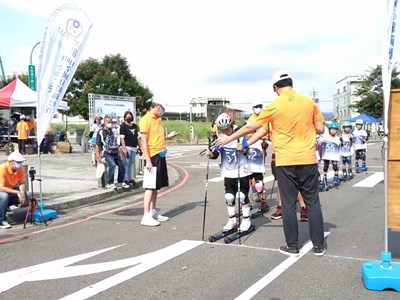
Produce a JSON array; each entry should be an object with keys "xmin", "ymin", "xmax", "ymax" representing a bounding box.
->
[
  {"xmin": 64, "ymin": 53, "xmax": 153, "ymax": 120},
  {"xmin": 351, "ymin": 65, "xmax": 400, "ymax": 118}
]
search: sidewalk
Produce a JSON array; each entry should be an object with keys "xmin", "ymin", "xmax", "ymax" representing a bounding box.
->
[{"xmin": 1, "ymin": 147, "xmax": 180, "ymax": 221}]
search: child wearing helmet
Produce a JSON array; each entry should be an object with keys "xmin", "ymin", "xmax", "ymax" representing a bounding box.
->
[
  {"xmin": 339, "ymin": 121, "xmax": 354, "ymax": 180},
  {"xmin": 320, "ymin": 122, "xmax": 341, "ymax": 190},
  {"xmin": 206, "ymin": 112, "xmax": 253, "ymax": 232},
  {"xmin": 353, "ymin": 119, "xmax": 368, "ymax": 172}
]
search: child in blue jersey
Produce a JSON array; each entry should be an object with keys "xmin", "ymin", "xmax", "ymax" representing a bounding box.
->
[
  {"xmin": 206, "ymin": 112, "xmax": 253, "ymax": 232},
  {"xmin": 352, "ymin": 119, "xmax": 368, "ymax": 173},
  {"xmin": 320, "ymin": 122, "xmax": 341, "ymax": 189},
  {"xmin": 339, "ymin": 121, "xmax": 354, "ymax": 180}
]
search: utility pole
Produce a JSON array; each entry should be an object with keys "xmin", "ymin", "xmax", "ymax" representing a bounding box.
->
[{"xmin": 310, "ymin": 87, "xmax": 319, "ymax": 104}]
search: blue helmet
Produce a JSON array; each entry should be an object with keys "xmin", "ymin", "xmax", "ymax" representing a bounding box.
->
[
  {"xmin": 355, "ymin": 119, "xmax": 364, "ymax": 125},
  {"xmin": 328, "ymin": 122, "xmax": 339, "ymax": 130},
  {"xmin": 342, "ymin": 121, "xmax": 351, "ymax": 128}
]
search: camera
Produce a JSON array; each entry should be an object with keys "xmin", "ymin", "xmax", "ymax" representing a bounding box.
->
[{"xmin": 29, "ymin": 167, "xmax": 36, "ymax": 180}]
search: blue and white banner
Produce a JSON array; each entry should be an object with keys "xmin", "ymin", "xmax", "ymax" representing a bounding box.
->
[
  {"xmin": 382, "ymin": 0, "xmax": 398, "ymax": 134},
  {"xmin": 36, "ymin": 3, "xmax": 92, "ymax": 146}
]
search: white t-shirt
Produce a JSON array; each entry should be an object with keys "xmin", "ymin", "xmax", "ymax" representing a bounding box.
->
[{"xmin": 353, "ymin": 128, "xmax": 368, "ymax": 150}]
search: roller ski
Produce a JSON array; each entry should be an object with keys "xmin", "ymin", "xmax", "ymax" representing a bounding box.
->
[
  {"xmin": 208, "ymin": 227, "xmax": 238, "ymax": 242},
  {"xmin": 224, "ymin": 224, "xmax": 256, "ymax": 244}
]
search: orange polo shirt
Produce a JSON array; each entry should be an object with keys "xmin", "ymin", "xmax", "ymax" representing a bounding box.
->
[
  {"xmin": 255, "ymin": 90, "xmax": 323, "ymax": 166},
  {"xmin": 139, "ymin": 111, "xmax": 166, "ymax": 157},
  {"xmin": 16, "ymin": 120, "xmax": 29, "ymax": 140},
  {"xmin": 0, "ymin": 162, "xmax": 25, "ymax": 188}
]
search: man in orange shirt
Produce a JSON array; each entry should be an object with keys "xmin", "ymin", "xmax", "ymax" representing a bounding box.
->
[
  {"xmin": 139, "ymin": 102, "xmax": 179, "ymax": 226},
  {"xmin": 0, "ymin": 151, "xmax": 28, "ymax": 229},
  {"xmin": 16, "ymin": 114, "xmax": 30, "ymax": 155},
  {"xmin": 26, "ymin": 115, "xmax": 35, "ymax": 135},
  {"xmin": 216, "ymin": 71, "xmax": 326, "ymax": 256}
]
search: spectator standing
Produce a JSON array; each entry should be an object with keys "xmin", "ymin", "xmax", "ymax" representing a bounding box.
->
[
  {"xmin": 211, "ymin": 120, "xmax": 218, "ymax": 142},
  {"xmin": 26, "ymin": 116, "xmax": 35, "ymax": 136},
  {"xmin": 16, "ymin": 114, "xmax": 29, "ymax": 154},
  {"xmin": 216, "ymin": 70, "xmax": 326, "ymax": 256},
  {"xmin": 139, "ymin": 102, "xmax": 178, "ymax": 226},
  {"xmin": 0, "ymin": 152, "xmax": 28, "ymax": 229},
  {"xmin": 96, "ymin": 115, "xmax": 127, "ymax": 189},
  {"xmin": 89, "ymin": 116, "xmax": 102, "ymax": 167},
  {"xmin": 119, "ymin": 111, "xmax": 141, "ymax": 185}
]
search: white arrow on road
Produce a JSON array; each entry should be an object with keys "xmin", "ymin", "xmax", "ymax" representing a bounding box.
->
[{"xmin": 0, "ymin": 240, "xmax": 203, "ymax": 298}]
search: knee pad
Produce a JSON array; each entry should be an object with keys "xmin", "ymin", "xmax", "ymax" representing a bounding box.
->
[
  {"xmin": 355, "ymin": 150, "xmax": 362, "ymax": 160},
  {"xmin": 360, "ymin": 151, "xmax": 366, "ymax": 161},
  {"xmin": 254, "ymin": 180, "xmax": 264, "ymax": 193},
  {"xmin": 225, "ymin": 193, "xmax": 235, "ymax": 205},
  {"xmin": 323, "ymin": 161, "xmax": 329, "ymax": 172},
  {"xmin": 332, "ymin": 162, "xmax": 338, "ymax": 172},
  {"xmin": 235, "ymin": 191, "xmax": 246, "ymax": 204}
]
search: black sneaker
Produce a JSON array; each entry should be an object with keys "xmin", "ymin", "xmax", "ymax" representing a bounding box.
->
[
  {"xmin": 279, "ymin": 245, "xmax": 299, "ymax": 257},
  {"xmin": 313, "ymin": 246, "xmax": 326, "ymax": 256}
]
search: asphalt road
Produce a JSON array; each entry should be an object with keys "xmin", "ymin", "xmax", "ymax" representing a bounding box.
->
[{"xmin": 0, "ymin": 142, "xmax": 398, "ymax": 300}]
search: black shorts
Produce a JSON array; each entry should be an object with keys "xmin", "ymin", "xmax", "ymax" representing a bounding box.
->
[
  {"xmin": 144, "ymin": 154, "xmax": 169, "ymax": 190},
  {"xmin": 224, "ymin": 176, "xmax": 250, "ymax": 203}
]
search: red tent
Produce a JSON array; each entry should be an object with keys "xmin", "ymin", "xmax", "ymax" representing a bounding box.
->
[
  {"xmin": 0, "ymin": 78, "xmax": 38, "ymax": 107},
  {"xmin": 0, "ymin": 78, "xmax": 68, "ymax": 109}
]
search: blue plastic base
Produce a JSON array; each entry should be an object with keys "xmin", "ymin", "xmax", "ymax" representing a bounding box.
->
[
  {"xmin": 28, "ymin": 206, "xmax": 58, "ymax": 222},
  {"xmin": 362, "ymin": 252, "xmax": 400, "ymax": 292}
]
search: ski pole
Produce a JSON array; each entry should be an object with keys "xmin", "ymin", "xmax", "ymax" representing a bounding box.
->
[
  {"xmin": 236, "ymin": 144, "xmax": 242, "ymax": 245},
  {"xmin": 201, "ymin": 138, "xmax": 211, "ymax": 240}
]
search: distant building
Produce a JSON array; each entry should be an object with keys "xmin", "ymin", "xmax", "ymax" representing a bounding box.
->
[
  {"xmin": 333, "ymin": 75, "xmax": 364, "ymax": 121},
  {"xmin": 190, "ymin": 96, "xmax": 244, "ymax": 122}
]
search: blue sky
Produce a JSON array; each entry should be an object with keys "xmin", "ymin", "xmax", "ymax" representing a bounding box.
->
[{"xmin": 0, "ymin": 0, "xmax": 385, "ymax": 113}]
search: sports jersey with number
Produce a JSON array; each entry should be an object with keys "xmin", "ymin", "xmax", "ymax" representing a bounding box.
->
[
  {"xmin": 340, "ymin": 133, "xmax": 354, "ymax": 157},
  {"xmin": 352, "ymin": 128, "xmax": 367, "ymax": 150},
  {"xmin": 214, "ymin": 137, "xmax": 252, "ymax": 178},
  {"xmin": 248, "ymin": 139, "xmax": 265, "ymax": 173},
  {"xmin": 321, "ymin": 134, "xmax": 341, "ymax": 162}
]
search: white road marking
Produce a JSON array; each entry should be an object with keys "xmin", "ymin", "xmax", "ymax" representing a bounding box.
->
[
  {"xmin": 353, "ymin": 172, "xmax": 384, "ymax": 187},
  {"xmin": 235, "ymin": 232, "xmax": 330, "ymax": 300},
  {"xmin": 0, "ymin": 240, "xmax": 203, "ymax": 297}
]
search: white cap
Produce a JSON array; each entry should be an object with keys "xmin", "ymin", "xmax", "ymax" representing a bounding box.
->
[
  {"xmin": 111, "ymin": 118, "xmax": 118, "ymax": 123},
  {"xmin": 20, "ymin": 114, "xmax": 26, "ymax": 119},
  {"xmin": 272, "ymin": 70, "xmax": 292, "ymax": 85},
  {"xmin": 8, "ymin": 151, "xmax": 26, "ymax": 162}
]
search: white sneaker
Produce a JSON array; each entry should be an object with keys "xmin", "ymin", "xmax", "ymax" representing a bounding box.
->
[
  {"xmin": 106, "ymin": 184, "xmax": 116, "ymax": 189},
  {"xmin": 0, "ymin": 221, "xmax": 12, "ymax": 229},
  {"xmin": 239, "ymin": 217, "xmax": 251, "ymax": 232},
  {"xmin": 121, "ymin": 182, "xmax": 130, "ymax": 189},
  {"xmin": 223, "ymin": 217, "xmax": 237, "ymax": 232},
  {"xmin": 140, "ymin": 215, "xmax": 160, "ymax": 226},
  {"xmin": 153, "ymin": 211, "xmax": 169, "ymax": 222}
]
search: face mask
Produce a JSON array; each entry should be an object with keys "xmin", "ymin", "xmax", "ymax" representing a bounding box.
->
[
  {"xmin": 254, "ymin": 108, "xmax": 262, "ymax": 115},
  {"xmin": 106, "ymin": 123, "xmax": 112, "ymax": 129},
  {"xmin": 13, "ymin": 162, "xmax": 22, "ymax": 170},
  {"xmin": 158, "ymin": 108, "xmax": 165, "ymax": 117},
  {"xmin": 126, "ymin": 117, "xmax": 133, "ymax": 123}
]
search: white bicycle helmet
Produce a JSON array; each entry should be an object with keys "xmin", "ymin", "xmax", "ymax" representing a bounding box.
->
[{"xmin": 216, "ymin": 113, "xmax": 233, "ymax": 130}]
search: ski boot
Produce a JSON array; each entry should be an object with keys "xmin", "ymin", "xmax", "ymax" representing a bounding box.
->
[
  {"xmin": 333, "ymin": 174, "xmax": 340, "ymax": 187},
  {"xmin": 361, "ymin": 162, "xmax": 367, "ymax": 172},
  {"xmin": 223, "ymin": 216, "xmax": 237, "ymax": 232},
  {"xmin": 320, "ymin": 175, "xmax": 329, "ymax": 192},
  {"xmin": 341, "ymin": 171, "xmax": 348, "ymax": 182},
  {"xmin": 355, "ymin": 162, "xmax": 360, "ymax": 173},
  {"xmin": 348, "ymin": 170, "xmax": 353, "ymax": 180}
]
